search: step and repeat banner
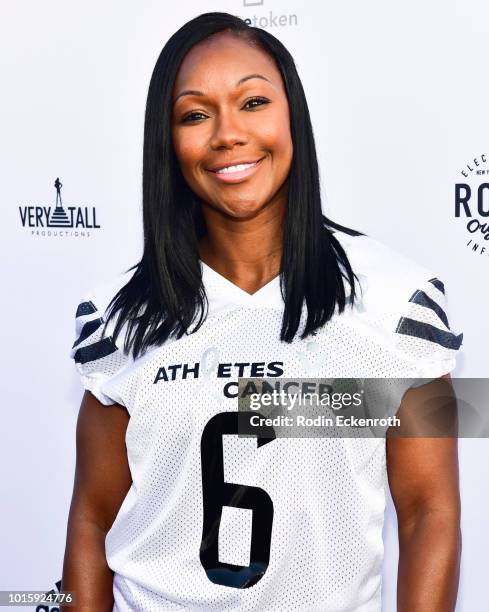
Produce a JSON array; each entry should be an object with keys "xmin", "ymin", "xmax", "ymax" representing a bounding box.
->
[{"xmin": 1, "ymin": 0, "xmax": 487, "ymax": 610}]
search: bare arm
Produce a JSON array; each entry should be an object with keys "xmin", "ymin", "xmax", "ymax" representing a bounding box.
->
[
  {"xmin": 387, "ymin": 374, "xmax": 461, "ymax": 612},
  {"xmin": 61, "ymin": 391, "xmax": 132, "ymax": 612}
]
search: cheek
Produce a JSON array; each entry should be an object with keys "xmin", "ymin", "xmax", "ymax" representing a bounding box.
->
[
  {"xmin": 174, "ymin": 141, "xmax": 196, "ymax": 169},
  {"xmin": 268, "ymin": 131, "xmax": 293, "ymax": 178},
  {"xmin": 261, "ymin": 111, "xmax": 293, "ymax": 163},
  {"xmin": 277, "ymin": 128, "xmax": 293, "ymax": 160},
  {"xmin": 172, "ymin": 129, "xmax": 203, "ymax": 174}
]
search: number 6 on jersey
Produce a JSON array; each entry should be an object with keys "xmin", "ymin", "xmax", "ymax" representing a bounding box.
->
[{"xmin": 199, "ymin": 411, "xmax": 276, "ymax": 588}]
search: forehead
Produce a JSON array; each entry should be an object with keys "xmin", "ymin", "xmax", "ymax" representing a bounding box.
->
[{"xmin": 173, "ymin": 32, "xmax": 280, "ymax": 92}]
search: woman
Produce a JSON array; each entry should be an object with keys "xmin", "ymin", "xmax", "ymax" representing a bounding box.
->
[{"xmin": 62, "ymin": 12, "xmax": 463, "ymax": 612}]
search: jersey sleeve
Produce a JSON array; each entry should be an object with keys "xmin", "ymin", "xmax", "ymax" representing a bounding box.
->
[
  {"xmin": 69, "ymin": 277, "xmax": 131, "ymax": 406},
  {"xmin": 393, "ymin": 276, "xmax": 464, "ymax": 379}
]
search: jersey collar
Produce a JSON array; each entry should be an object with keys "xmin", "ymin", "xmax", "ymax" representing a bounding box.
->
[{"xmin": 201, "ymin": 260, "xmax": 284, "ymax": 311}]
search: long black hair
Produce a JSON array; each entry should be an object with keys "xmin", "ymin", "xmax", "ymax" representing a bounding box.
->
[{"xmin": 102, "ymin": 11, "xmax": 364, "ymax": 360}]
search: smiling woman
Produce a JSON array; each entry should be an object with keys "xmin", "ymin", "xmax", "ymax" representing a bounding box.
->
[
  {"xmin": 172, "ymin": 40, "xmax": 293, "ymax": 219},
  {"xmin": 62, "ymin": 10, "xmax": 463, "ymax": 612}
]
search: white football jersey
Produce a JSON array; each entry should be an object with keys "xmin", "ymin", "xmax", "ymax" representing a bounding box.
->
[{"xmin": 69, "ymin": 232, "xmax": 463, "ymax": 612}]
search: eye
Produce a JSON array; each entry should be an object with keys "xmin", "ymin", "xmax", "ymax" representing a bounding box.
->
[
  {"xmin": 243, "ymin": 96, "xmax": 270, "ymax": 109},
  {"xmin": 180, "ymin": 97, "xmax": 270, "ymax": 124},
  {"xmin": 181, "ymin": 111, "xmax": 207, "ymax": 124}
]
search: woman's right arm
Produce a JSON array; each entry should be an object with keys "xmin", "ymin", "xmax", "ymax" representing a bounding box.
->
[{"xmin": 61, "ymin": 391, "xmax": 132, "ymax": 612}]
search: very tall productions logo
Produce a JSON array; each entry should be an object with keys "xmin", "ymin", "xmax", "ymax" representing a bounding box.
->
[
  {"xmin": 19, "ymin": 178, "xmax": 100, "ymax": 238},
  {"xmin": 455, "ymin": 154, "xmax": 489, "ymax": 258},
  {"xmin": 240, "ymin": 0, "xmax": 298, "ymax": 28}
]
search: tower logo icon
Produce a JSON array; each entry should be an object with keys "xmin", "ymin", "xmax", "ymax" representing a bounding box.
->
[{"xmin": 49, "ymin": 177, "xmax": 71, "ymax": 227}]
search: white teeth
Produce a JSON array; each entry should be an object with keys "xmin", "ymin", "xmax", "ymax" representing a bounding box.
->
[{"xmin": 215, "ymin": 161, "xmax": 258, "ymax": 174}]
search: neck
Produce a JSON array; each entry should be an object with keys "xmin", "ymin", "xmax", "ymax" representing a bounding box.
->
[{"xmin": 198, "ymin": 197, "xmax": 285, "ymax": 292}]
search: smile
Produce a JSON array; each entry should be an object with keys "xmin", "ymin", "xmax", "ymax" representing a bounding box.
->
[{"xmin": 206, "ymin": 157, "xmax": 265, "ymax": 183}]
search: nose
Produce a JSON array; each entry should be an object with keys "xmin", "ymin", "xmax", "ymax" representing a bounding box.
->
[{"xmin": 209, "ymin": 108, "xmax": 248, "ymax": 150}]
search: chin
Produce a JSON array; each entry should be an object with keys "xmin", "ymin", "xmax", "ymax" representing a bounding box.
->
[{"xmin": 223, "ymin": 202, "xmax": 265, "ymax": 219}]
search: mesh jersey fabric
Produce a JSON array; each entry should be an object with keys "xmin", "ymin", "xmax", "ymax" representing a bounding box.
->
[{"xmin": 69, "ymin": 232, "xmax": 463, "ymax": 612}]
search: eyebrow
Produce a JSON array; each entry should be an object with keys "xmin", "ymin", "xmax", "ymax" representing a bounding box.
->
[{"xmin": 173, "ymin": 73, "xmax": 272, "ymax": 104}]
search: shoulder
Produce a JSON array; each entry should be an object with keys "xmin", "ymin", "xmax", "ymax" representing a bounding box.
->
[
  {"xmin": 79, "ymin": 268, "xmax": 136, "ymax": 326},
  {"xmin": 333, "ymin": 230, "xmax": 464, "ymax": 376},
  {"xmin": 69, "ymin": 268, "xmax": 136, "ymax": 405},
  {"xmin": 332, "ymin": 230, "xmax": 439, "ymax": 312}
]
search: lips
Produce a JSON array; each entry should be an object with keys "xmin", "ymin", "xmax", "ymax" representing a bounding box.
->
[
  {"xmin": 205, "ymin": 156, "xmax": 265, "ymax": 184},
  {"xmin": 206, "ymin": 157, "xmax": 265, "ymax": 173}
]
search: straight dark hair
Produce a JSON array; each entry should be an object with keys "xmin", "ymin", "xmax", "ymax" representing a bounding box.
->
[{"xmin": 103, "ymin": 11, "xmax": 364, "ymax": 360}]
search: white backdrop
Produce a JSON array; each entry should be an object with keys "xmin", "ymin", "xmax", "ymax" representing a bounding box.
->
[{"xmin": 1, "ymin": 1, "xmax": 487, "ymax": 610}]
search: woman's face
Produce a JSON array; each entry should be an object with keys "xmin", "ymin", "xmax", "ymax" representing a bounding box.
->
[{"xmin": 171, "ymin": 31, "xmax": 293, "ymax": 220}]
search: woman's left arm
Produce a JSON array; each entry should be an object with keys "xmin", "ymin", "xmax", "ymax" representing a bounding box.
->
[{"xmin": 386, "ymin": 374, "xmax": 462, "ymax": 612}]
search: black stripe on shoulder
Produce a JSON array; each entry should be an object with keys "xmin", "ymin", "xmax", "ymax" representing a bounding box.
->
[
  {"xmin": 72, "ymin": 317, "xmax": 104, "ymax": 349},
  {"xmin": 73, "ymin": 336, "xmax": 118, "ymax": 365},
  {"xmin": 428, "ymin": 278, "xmax": 445, "ymax": 294},
  {"xmin": 76, "ymin": 301, "xmax": 97, "ymax": 317},
  {"xmin": 408, "ymin": 290, "xmax": 450, "ymax": 329},
  {"xmin": 396, "ymin": 317, "xmax": 463, "ymax": 350}
]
